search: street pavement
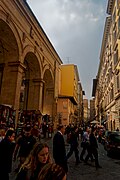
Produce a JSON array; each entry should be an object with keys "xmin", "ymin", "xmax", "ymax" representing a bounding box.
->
[{"xmin": 10, "ymin": 135, "xmax": 120, "ymax": 180}]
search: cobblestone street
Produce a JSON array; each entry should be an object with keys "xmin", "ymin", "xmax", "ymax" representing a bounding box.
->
[
  {"xmin": 67, "ymin": 143, "xmax": 120, "ymax": 180},
  {"xmin": 10, "ymin": 136, "xmax": 120, "ymax": 180}
]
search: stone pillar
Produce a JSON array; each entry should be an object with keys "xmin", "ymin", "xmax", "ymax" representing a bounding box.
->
[
  {"xmin": 0, "ymin": 61, "xmax": 26, "ymax": 128},
  {"xmin": 39, "ymin": 79, "xmax": 45, "ymax": 112},
  {"xmin": 27, "ymin": 78, "xmax": 44, "ymax": 113}
]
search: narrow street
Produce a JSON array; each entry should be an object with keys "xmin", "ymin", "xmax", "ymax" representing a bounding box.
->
[{"xmin": 10, "ymin": 136, "xmax": 120, "ymax": 180}]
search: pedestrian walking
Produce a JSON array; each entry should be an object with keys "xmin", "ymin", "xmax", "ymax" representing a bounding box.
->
[
  {"xmin": 42, "ymin": 122, "xmax": 48, "ymax": 138},
  {"xmin": 31, "ymin": 123, "xmax": 40, "ymax": 141},
  {"xmin": 80, "ymin": 126, "xmax": 93, "ymax": 161},
  {"xmin": 66, "ymin": 126, "xmax": 80, "ymax": 165},
  {"xmin": 13, "ymin": 125, "xmax": 36, "ymax": 172},
  {"xmin": 0, "ymin": 129, "xmax": 15, "ymax": 180},
  {"xmin": 53, "ymin": 124, "xmax": 68, "ymax": 173},
  {"xmin": 84, "ymin": 126, "xmax": 102, "ymax": 169},
  {"xmin": 37, "ymin": 163, "xmax": 66, "ymax": 180},
  {"xmin": 16, "ymin": 142, "xmax": 52, "ymax": 180}
]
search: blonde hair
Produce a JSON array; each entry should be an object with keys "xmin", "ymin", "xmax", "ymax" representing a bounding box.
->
[{"xmin": 19, "ymin": 142, "xmax": 52, "ymax": 172}]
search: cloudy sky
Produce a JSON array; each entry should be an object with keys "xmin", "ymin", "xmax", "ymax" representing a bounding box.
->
[{"xmin": 27, "ymin": 0, "xmax": 108, "ymax": 100}]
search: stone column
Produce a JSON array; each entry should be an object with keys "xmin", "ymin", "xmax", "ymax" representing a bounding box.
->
[
  {"xmin": 27, "ymin": 78, "xmax": 45, "ymax": 113},
  {"xmin": 0, "ymin": 61, "xmax": 26, "ymax": 128},
  {"xmin": 39, "ymin": 79, "xmax": 45, "ymax": 112}
]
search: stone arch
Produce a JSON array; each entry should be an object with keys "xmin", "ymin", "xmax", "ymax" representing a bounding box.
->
[
  {"xmin": 42, "ymin": 66, "xmax": 54, "ymax": 122},
  {"xmin": 22, "ymin": 45, "xmax": 42, "ymax": 68},
  {"xmin": 42, "ymin": 64, "xmax": 54, "ymax": 80},
  {"xmin": 20, "ymin": 51, "xmax": 42, "ymax": 112},
  {"xmin": 0, "ymin": 18, "xmax": 22, "ymax": 108},
  {"xmin": 0, "ymin": 11, "xmax": 23, "ymax": 59}
]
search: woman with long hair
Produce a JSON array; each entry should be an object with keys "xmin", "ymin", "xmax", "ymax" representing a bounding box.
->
[{"xmin": 16, "ymin": 142, "xmax": 52, "ymax": 180}]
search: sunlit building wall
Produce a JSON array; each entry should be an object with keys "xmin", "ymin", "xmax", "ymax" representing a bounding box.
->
[
  {"xmin": 94, "ymin": 0, "xmax": 120, "ymax": 130},
  {"xmin": 57, "ymin": 64, "xmax": 80, "ymax": 125}
]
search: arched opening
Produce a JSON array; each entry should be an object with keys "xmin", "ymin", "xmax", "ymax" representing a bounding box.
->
[
  {"xmin": 19, "ymin": 52, "xmax": 41, "ymax": 123},
  {"xmin": 0, "ymin": 19, "xmax": 19, "ymax": 128},
  {"xmin": 42, "ymin": 69, "xmax": 54, "ymax": 124},
  {"xmin": 0, "ymin": 20, "xmax": 19, "ymax": 100}
]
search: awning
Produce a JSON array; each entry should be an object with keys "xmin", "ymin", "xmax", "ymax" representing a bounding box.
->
[
  {"xmin": 90, "ymin": 120, "xmax": 99, "ymax": 124},
  {"xmin": 0, "ymin": 104, "xmax": 13, "ymax": 108}
]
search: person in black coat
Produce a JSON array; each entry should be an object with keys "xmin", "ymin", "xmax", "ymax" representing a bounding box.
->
[
  {"xmin": 53, "ymin": 125, "xmax": 68, "ymax": 173},
  {"xmin": 66, "ymin": 126, "xmax": 80, "ymax": 164},
  {"xmin": 0, "ymin": 129, "xmax": 15, "ymax": 180},
  {"xmin": 13, "ymin": 125, "xmax": 36, "ymax": 172},
  {"xmin": 84, "ymin": 126, "xmax": 102, "ymax": 169}
]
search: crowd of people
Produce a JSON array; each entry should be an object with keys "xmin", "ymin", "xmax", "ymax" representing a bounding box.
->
[{"xmin": 0, "ymin": 122, "xmax": 104, "ymax": 180}]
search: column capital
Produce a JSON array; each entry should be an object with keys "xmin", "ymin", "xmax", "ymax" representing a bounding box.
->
[
  {"xmin": 33, "ymin": 78, "xmax": 45, "ymax": 84},
  {"xmin": 8, "ymin": 61, "xmax": 26, "ymax": 71}
]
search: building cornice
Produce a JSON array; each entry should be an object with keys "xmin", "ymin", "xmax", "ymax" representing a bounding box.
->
[
  {"xmin": 13, "ymin": 0, "xmax": 63, "ymax": 64},
  {"xmin": 98, "ymin": 16, "xmax": 111, "ymax": 79},
  {"xmin": 100, "ymin": 16, "xmax": 111, "ymax": 62},
  {"xmin": 107, "ymin": 0, "xmax": 114, "ymax": 15}
]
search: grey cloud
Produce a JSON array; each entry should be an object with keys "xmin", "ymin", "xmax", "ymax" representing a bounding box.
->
[{"xmin": 27, "ymin": 0, "xmax": 107, "ymax": 99}]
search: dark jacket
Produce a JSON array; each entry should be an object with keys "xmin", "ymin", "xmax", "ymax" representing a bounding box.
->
[
  {"xmin": 53, "ymin": 131, "xmax": 68, "ymax": 172},
  {"xmin": 0, "ymin": 138, "xmax": 15, "ymax": 173},
  {"xmin": 69, "ymin": 131, "xmax": 79, "ymax": 147},
  {"xmin": 16, "ymin": 163, "xmax": 42, "ymax": 180},
  {"xmin": 89, "ymin": 132, "xmax": 98, "ymax": 149},
  {"xmin": 17, "ymin": 135, "xmax": 36, "ymax": 158}
]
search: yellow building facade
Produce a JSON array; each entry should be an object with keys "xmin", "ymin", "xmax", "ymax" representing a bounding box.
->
[
  {"xmin": 57, "ymin": 64, "xmax": 81, "ymax": 125},
  {"xmin": 60, "ymin": 64, "xmax": 78, "ymax": 103}
]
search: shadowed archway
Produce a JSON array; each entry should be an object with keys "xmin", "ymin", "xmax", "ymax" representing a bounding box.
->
[
  {"xmin": 20, "ymin": 52, "xmax": 41, "ymax": 111},
  {"xmin": 0, "ymin": 19, "xmax": 19, "ymax": 105},
  {"xmin": 43, "ymin": 69, "xmax": 54, "ymax": 120}
]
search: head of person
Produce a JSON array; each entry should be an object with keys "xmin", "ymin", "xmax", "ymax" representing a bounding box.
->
[
  {"xmin": 24, "ymin": 125, "xmax": 32, "ymax": 137},
  {"xmin": 91, "ymin": 126, "xmax": 96, "ymax": 134},
  {"xmin": 85, "ymin": 126, "xmax": 89, "ymax": 132},
  {"xmin": 37, "ymin": 163, "xmax": 66, "ymax": 180},
  {"xmin": 57, "ymin": 124, "xmax": 65, "ymax": 135},
  {"xmin": 73, "ymin": 126, "xmax": 78, "ymax": 132},
  {"xmin": 20, "ymin": 142, "xmax": 51, "ymax": 170},
  {"xmin": 5, "ymin": 129, "xmax": 15, "ymax": 142},
  {"xmin": 33, "ymin": 142, "xmax": 51, "ymax": 164},
  {"xmin": 0, "ymin": 129, "xmax": 5, "ymax": 137}
]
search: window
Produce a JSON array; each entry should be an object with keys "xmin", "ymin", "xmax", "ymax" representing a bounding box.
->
[
  {"xmin": 112, "ymin": 8, "xmax": 116, "ymax": 22},
  {"xmin": 118, "ymin": 16, "xmax": 120, "ymax": 30},
  {"xmin": 110, "ymin": 87, "xmax": 114, "ymax": 101},
  {"xmin": 114, "ymin": 49, "xmax": 118, "ymax": 66},
  {"xmin": 117, "ymin": 0, "xmax": 120, "ymax": 8},
  {"xmin": 63, "ymin": 101, "xmax": 67, "ymax": 109},
  {"xmin": 116, "ymin": 74, "xmax": 120, "ymax": 90},
  {"xmin": 109, "ymin": 64, "xmax": 112, "ymax": 80},
  {"xmin": 20, "ymin": 92, "xmax": 24, "ymax": 102}
]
